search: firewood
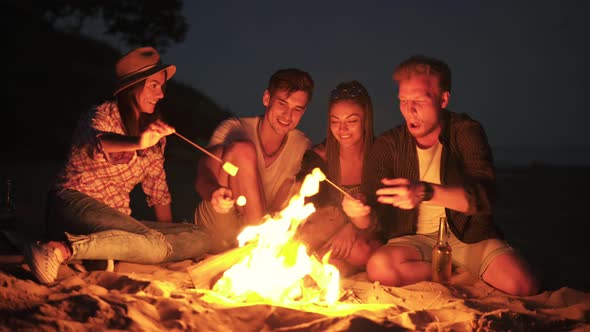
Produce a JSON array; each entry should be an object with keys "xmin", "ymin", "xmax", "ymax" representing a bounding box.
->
[{"xmin": 187, "ymin": 241, "xmax": 257, "ymax": 290}]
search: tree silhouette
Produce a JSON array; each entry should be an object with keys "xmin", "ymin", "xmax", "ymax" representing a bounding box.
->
[{"xmin": 38, "ymin": 0, "xmax": 188, "ymax": 52}]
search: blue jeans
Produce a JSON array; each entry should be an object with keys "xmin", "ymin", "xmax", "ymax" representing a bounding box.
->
[{"xmin": 46, "ymin": 189, "xmax": 210, "ymax": 263}]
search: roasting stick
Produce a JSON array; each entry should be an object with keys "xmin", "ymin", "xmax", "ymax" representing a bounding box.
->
[
  {"xmin": 174, "ymin": 131, "xmax": 246, "ymax": 205},
  {"xmin": 325, "ymin": 178, "xmax": 355, "ymax": 200},
  {"xmin": 311, "ymin": 168, "xmax": 355, "ymax": 200},
  {"xmin": 173, "ymin": 132, "xmax": 239, "ymax": 176}
]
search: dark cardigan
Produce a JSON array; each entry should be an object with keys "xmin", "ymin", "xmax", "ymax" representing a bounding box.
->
[{"xmin": 362, "ymin": 110, "xmax": 503, "ymax": 243}]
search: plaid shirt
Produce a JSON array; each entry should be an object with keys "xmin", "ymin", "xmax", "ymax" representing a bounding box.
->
[
  {"xmin": 362, "ymin": 110, "xmax": 502, "ymax": 243},
  {"xmin": 53, "ymin": 101, "xmax": 171, "ymax": 215}
]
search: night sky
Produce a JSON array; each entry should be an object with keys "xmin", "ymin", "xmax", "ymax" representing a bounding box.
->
[{"xmin": 86, "ymin": 1, "xmax": 590, "ymax": 166}]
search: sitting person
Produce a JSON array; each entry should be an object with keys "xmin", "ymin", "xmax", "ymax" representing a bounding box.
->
[
  {"xmin": 25, "ymin": 47, "xmax": 210, "ymax": 284},
  {"xmin": 194, "ymin": 68, "xmax": 314, "ymax": 254},
  {"xmin": 361, "ymin": 54, "xmax": 539, "ymax": 296},
  {"xmin": 296, "ymin": 80, "xmax": 382, "ymax": 277}
]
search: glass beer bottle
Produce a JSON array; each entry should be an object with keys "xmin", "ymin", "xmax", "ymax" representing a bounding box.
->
[{"xmin": 432, "ymin": 216, "xmax": 452, "ymax": 284}]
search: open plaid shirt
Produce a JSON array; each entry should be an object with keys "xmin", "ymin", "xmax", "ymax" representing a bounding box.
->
[{"xmin": 53, "ymin": 101, "xmax": 171, "ymax": 215}]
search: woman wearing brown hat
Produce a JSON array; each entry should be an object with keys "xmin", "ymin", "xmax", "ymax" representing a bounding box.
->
[{"xmin": 24, "ymin": 47, "xmax": 210, "ymax": 284}]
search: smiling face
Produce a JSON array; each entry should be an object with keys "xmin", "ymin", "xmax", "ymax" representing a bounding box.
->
[
  {"xmin": 329, "ymin": 100, "xmax": 365, "ymax": 148},
  {"xmin": 398, "ymin": 74, "xmax": 449, "ymax": 144},
  {"xmin": 137, "ymin": 71, "xmax": 166, "ymax": 114},
  {"xmin": 262, "ymin": 88, "xmax": 309, "ymax": 137}
]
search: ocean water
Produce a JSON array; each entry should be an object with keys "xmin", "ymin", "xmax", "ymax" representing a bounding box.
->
[{"xmin": 492, "ymin": 146, "xmax": 590, "ymax": 168}]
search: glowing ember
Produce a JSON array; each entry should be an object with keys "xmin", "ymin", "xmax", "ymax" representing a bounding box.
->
[{"xmin": 211, "ymin": 171, "xmax": 340, "ymax": 304}]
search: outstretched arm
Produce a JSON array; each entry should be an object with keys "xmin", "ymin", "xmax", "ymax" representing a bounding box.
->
[
  {"xmin": 376, "ymin": 178, "xmax": 469, "ymax": 212},
  {"xmin": 376, "ymin": 120, "xmax": 495, "ymax": 215},
  {"xmin": 99, "ymin": 120, "xmax": 175, "ymax": 153}
]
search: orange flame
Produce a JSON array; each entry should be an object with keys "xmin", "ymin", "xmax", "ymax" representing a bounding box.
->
[{"xmin": 212, "ymin": 170, "xmax": 340, "ymax": 304}]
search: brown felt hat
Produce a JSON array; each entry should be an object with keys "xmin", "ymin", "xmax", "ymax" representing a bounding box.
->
[{"xmin": 113, "ymin": 46, "xmax": 176, "ymax": 96}]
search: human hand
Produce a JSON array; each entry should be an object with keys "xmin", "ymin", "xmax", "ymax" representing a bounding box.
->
[
  {"xmin": 211, "ymin": 187, "xmax": 235, "ymax": 214},
  {"xmin": 342, "ymin": 193, "xmax": 370, "ymax": 219},
  {"xmin": 139, "ymin": 120, "xmax": 175, "ymax": 149},
  {"xmin": 322, "ymin": 223, "xmax": 357, "ymax": 260},
  {"xmin": 376, "ymin": 178, "xmax": 423, "ymax": 210}
]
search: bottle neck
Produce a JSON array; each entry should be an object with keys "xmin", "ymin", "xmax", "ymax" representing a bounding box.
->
[{"xmin": 437, "ymin": 217, "xmax": 448, "ymax": 244}]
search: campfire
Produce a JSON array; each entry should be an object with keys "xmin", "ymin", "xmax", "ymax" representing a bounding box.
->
[{"xmin": 188, "ymin": 169, "xmax": 345, "ymax": 306}]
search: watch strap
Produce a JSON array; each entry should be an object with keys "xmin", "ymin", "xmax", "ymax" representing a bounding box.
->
[{"xmin": 420, "ymin": 181, "xmax": 434, "ymax": 202}]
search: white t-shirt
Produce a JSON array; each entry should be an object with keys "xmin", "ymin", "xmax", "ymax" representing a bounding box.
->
[
  {"xmin": 209, "ymin": 116, "xmax": 311, "ymax": 209},
  {"xmin": 416, "ymin": 141, "xmax": 446, "ymax": 234}
]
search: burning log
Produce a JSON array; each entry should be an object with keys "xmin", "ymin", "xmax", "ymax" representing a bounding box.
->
[
  {"xmin": 187, "ymin": 169, "xmax": 340, "ymax": 304},
  {"xmin": 187, "ymin": 241, "xmax": 257, "ymax": 290}
]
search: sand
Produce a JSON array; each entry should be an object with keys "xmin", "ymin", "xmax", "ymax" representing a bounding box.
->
[
  {"xmin": 0, "ymin": 158, "xmax": 589, "ymax": 331},
  {"xmin": 0, "ymin": 259, "xmax": 588, "ymax": 331}
]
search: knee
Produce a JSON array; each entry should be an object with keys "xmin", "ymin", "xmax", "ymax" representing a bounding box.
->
[
  {"xmin": 525, "ymin": 277, "xmax": 541, "ymax": 296},
  {"xmin": 144, "ymin": 231, "xmax": 172, "ymax": 263},
  {"xmin": 226, "ymin": 141, "xmax": 257, "ymax": 165},
  {"xmin": 366, "ymin": 252, "xmax": 402, "ymax": 286},
  {"xmin": 347, "ymin": 239, "xmax": 372, "ymax": 266},
  {"xmin": 483, "ymin": 253, "xmax": 540, "ymax": 296},
  {"xmin": 505, "ymin": 275, "xmax": 540, "ymax": 296}
]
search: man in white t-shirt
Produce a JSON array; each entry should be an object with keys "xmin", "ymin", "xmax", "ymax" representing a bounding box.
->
[{"xmin": 194, "ymin": 68, "xmax": 314, "ymax": 253}]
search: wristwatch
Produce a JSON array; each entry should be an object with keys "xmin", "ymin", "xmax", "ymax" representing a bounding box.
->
[{"xmin": 420, "ymin": 181, "xmax": 434, "ymax": 202}]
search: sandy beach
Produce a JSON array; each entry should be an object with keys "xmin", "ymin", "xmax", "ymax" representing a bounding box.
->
[{"xmin": 0, "ymin": 151, "xmax": 589, "ymax": 331}]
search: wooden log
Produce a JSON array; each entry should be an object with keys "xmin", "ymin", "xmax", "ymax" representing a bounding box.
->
[{"xmin": 187, "ymin": 241, "xmax": 257, "ymax": 290}]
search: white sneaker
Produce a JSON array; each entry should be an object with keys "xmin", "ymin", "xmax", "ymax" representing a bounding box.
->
[{"xmin": 24, "ymin": 241, "xmax": 66, "ymax": 284}]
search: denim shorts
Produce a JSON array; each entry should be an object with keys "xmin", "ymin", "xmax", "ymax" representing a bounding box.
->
[{"xmin": 386, "ymin": 232, "xmax": 515, "ymax": 278}]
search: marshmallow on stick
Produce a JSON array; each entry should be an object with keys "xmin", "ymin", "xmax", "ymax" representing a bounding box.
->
[
  {"xmin": 300, "ymin": 173, "xmax": 321, "ymax": 197},
  {"xmin": 174, "ymin": 132, "xmax": 239, "ymax": 176},
  {"xmin": 222, "ymin": 162, "xmax": 239, "ymax": 177},
  {"xmin": 236, "ymin": 195, "xmax": 247, "ymax": 206},
  {"xmin": 311, "ymin": 167, "xmax": 355, "ymax": 200}
]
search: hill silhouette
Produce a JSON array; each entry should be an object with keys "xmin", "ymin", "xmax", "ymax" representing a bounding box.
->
[{"xmin": 3, "ymin": 4, "xmax": 231, "ymax": 162}]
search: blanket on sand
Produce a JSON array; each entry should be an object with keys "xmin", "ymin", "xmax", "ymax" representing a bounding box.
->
[{"xmin": 0, "ymin": 258, "xmax": 588, "ymax": 331}]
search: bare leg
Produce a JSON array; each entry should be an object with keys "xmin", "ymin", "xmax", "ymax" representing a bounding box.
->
[
  {"xmin": 482, "ymin": 252, "xmax": 539, "ymax": 296},
  {"xmin": 315, "ymin": 241, "xmax": 364, "ymax": 278},
  {"xmin": 295, "ymin": 206, "xmax": 346, "ymax": 250},
  {"xmin": 333, "ymin": 237, "xmax": 381, "ymax": 277},
  {"xmin": 223, "ymin": 141, "xmax": 266, "ymax": 226},
  {"xmin": 328, "ymin": 259, "xmax": 357, "ymax": 277},
  {"xmin": 366, "ymin": 245, "xmax": 431, "ymax": 286},
  {"xmin": 346, "ymin": 236, "xmax": 380, "ymax": 265},
  {"xmin": 296, "ymin": 208, "xmax": 383, "ymax": 278}
]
